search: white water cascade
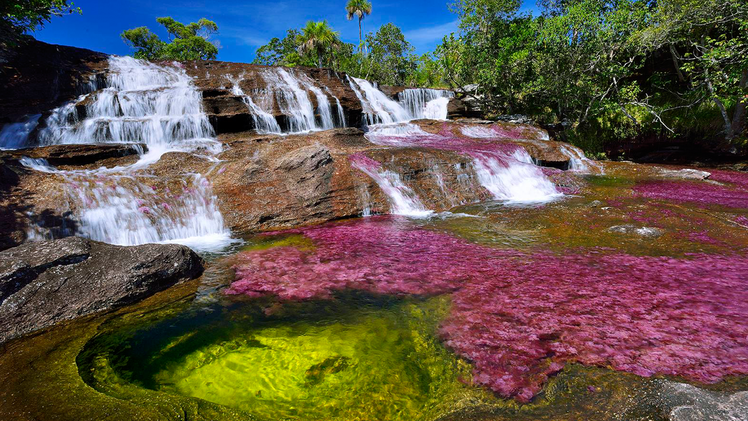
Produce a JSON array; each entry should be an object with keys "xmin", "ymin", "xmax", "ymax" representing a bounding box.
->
[
  {"xmin": 399, "ymin": 88, "xmax": 454, "ymax": 120},
  {"xmin": 0, "ymin": 114, "xmax": 41, "ymax": 149},
  {"xmin": 228, "ymin": 75, "xmax": 282, "ymax": 134},
  {"xmin": 11, "ymin": 56, "xmax": 235, "ymax": 252},
  {"xmin": 347, "ymin": 76, "xmax": 411, "ymax": 125},
  {"xmin": 472, "ymin": 150, "xmax": 562, "ymax": 203},
  {"xmin": 365, "ymin": 123, "xmax": 562, "ymax": 204},
  {"xmin": 350, "ymin": 156, "xmax": 433, "ymax": 218},
  {"xmin": 259, "ymin": 68, "xmax": 340, "ymax": 133},
  {"xmin": 37, "ymin": 57, "xmax": 217, "ymax": 151}
]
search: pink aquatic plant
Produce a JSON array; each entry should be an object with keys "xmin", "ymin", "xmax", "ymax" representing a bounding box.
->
[
  {"xmin": 634, "ymin": 178, "xmax": 748, "ymax": 209},
  {"xmin": 226, "ymin": 217, "xmax": 748, "ymax": 402}
]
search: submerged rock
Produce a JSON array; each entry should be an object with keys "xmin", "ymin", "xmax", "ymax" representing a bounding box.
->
[{"xmin": 0, "ymin": 237, "xmax": 203, "ymax": 343}]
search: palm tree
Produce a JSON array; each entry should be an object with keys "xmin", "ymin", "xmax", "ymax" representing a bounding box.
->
[
  {"xmin": 298, "ymin": 20, "xmax": 341, "ymax": 69},
  {"xmin": 346, "ymin": 0, "xmax": 372, "ymax": 51}
]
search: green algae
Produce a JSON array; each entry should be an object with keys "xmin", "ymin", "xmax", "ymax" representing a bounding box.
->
[
  {"xmin": 2, "ymin": 272, "xmax": 747, "ymax": 421},
  {"xmin": 81, "ymin": 294, "xmax": 496, "ymax": 421}
]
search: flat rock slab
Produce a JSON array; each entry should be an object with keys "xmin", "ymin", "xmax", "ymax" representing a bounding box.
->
[
  {"xmin": 0, "ymin": 237, "xmax": 204, "ymax": 343},
  {"xmin": 4, "ymin": 143, "xmax": 146, "ymax": 168}
]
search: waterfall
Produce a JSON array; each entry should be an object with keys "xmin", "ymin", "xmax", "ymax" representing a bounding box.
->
[
  {"xmin": 325, "ymin": 86, "xmax": 347, "ymax": 127},
  {"xmin": 365, "ymin": 123, "xmax": 561, "ymax": 204},
  {"xmin": 296, "ymin": 72, "xmax": 337, "ymax": 130},
  {"xmin": 399, "ymin": 88, "xmax": 454, "ymax": 120},
  {"xmin": 260, "ymin": 68, "xmax": 338, "ymax": 133},
  {"xmin": 472, "ymin": 150, "xmax": 562, "ymax": 203},
  {"xmin": 228, "ymin": 75, "xmax": 282, "ymax": 134},
  {"xmin": 13, "ymin": 56, "xmax": 235, "ymax": 252},
  {"xmin": 559, "ymin": 144, "xmax": 603, "ymax": 173},
  {"xmin": 0, "ymin": 114, "xmax": 40, "ymax": 149},
  {"xmin": 350, "ymin": 154, "xmax": 433, "ymax": 218},
  {"xmin": 37, "ymin": 56, "xmax": 216, "ymax": 150},
  {"xmin": 347, "ymin": 76, "xmax": 410, "ymax": 125}
]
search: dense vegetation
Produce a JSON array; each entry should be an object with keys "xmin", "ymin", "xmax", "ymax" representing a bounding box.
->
[
  {"xmin": 253, "ymin": 20, "xmax": 442, "ymax": 88},
  {"xmin": 0, "ymin": 0, "xmax": 79, "ymax": 47},
  {"xmin": 121, "ymin": 17, "xmax": 219, "ymax": 60},
  {"xmin": 438, "ymin": 0, "xmax": 748, "ymax": 153}
]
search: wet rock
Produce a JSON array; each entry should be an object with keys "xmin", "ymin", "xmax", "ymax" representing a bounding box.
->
[
  {"xmin": 607, "ymin": 224, "xmax": 664, "ymax": 237},
  {"xmin": 0, "ymin": 40, "xmax": 107, "ymax": 125},
  {"xmin": 3, "ymin": 143, "xmax": 146, "ymax": 168},
  {"xmin": 0, "ymin": 237, "xmax": 204, "ymax": 343},
  {"xmin": 659, "ymin": 168, "xmax": 712, "ymax": 180}
]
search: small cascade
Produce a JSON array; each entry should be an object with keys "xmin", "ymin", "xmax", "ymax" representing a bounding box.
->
[
  {"xmin": 559, "ymin": 144, "xmax": 603, "ymax": 173},
  {"xmin": 472, "ymin": 150, "xmax": 562, "ymax": 203},
  {"xmin": 365, "ymin": 123, "xmax": 561, "ymax": 203},
  {"xmin": 11, "ymin": 56, "xmax": 235, "ymax": 252},
  {"xmin": 399, "ymin": 88, "xmax": 454, "ymax": 120},
  {"xmin": 260, "ymin": 68, "xmax": 338, "ymax": 133},
  {"xmin": 0, "ymin": 114, "xmax": 40, "ymax": 149},
  {"xmin": 325, "ymin": 86, "xmax": 347, "ymax": 127},
  {"xmin": 37, "ymin": 56, "xmax": 216, "ymax": 150},
  {"xmin": 296, "ymin": 72, "xmax": 337, "ymax": 130},
  {"xmin": 71, "ymin": 173, "xmax": 232, "ymax": 252},
  {"xmin": 228, "ymin": 75, "xmax": 282, "ymax": 134},
  {"xmin": 347, "ymin": 76, "xmax": 410, "ymax": 125},
  {"xmin": 350, "ymin": 154, "xmax": 433, "ymax": 218}
]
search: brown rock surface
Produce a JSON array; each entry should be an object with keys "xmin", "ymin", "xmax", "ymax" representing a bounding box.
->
[{"xmin": 0, "ymin": 237, "xmax": 204, "ymax": 343}]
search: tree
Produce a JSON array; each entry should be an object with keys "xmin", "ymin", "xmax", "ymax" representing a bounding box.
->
[
  {"xmin": 253, "ymin": 29, "xmax": 302, "ymax": 66},
  {"xmin": 346, "ymin": 0, "xmax": 372, "ymax": 51},
  {"xmin": 1, "ymin": 0, "xmax": 80, "ymax": 46},
  {"xmin": 297, "ymin": 20, "xmax": 341, "ymax": 69},
  {"xmin": 640, "ymin": 0, "xmax": 748, "ymax": 142},
  {"xmin": 363, "ymin": 23, "xmax": 417, "ymax": 85},
  {"xmin": 121, "ymin": 17, "xmax": 219, "ymax": 61}
]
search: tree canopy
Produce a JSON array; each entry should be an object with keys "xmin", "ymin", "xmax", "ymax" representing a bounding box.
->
[
  {"xmin": 345, "ymin": 0, "xmax": 372, "ymax": 49},
  {"xmin": 1, "ymin": 0, "xmax": 80, "ymax": 46},
  {"xmin": 436, "ymin": 0, "xmax": 748, "ymax": 151},
  {"xmin": 121, "ymin": 17, "xmax": 219, "ymax": 61}
]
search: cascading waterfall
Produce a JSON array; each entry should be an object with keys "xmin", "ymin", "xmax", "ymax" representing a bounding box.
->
[
  {"xmin": 260, "ymin": 68, "xmax": 339, "ymax": 133},
  {"xmin": 350, "ymin": 154, "xmax": 433, "ymax": 218},
  {"xmin": 11, "ymin": 56, "xmax": 235, "ymax": 252},
  {"xmin": 365, "ymin": 123, "xmax": 561, "ymax": 204},
  {"xmin": 559, "ymin": 144, "xmax": 603, "ymax": 173},
  {"xmin": 399, "ymin": 88, "xmax": 454, "ymax": 120},
  {"xmin": 472, "ymin": 150, "xmax": 561, "ymax": 203},
  {"xmin": 0, "ymin": 114, "xmax": 40, "ymax": 149},
  {"xmin": 347, "ymin": 76, "xmax": 410, "ymax": 125},
  {"xmin": 228, "ymin": 75, "xmax": 282, "ymax": 134},
  {"xmin": 324, "ymin": 86, "xmax": 347, "ymax": 127},
  {"xmin": 37, "ymin": 57, "xmax": 217, "ymax": 151}
]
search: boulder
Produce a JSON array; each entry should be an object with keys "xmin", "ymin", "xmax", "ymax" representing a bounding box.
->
[{"xmin": 0, "ymin": 237, "xmax": 204, "ymax": 343}]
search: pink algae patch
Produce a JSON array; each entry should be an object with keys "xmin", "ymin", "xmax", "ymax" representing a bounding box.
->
[
  {"xmin": 634, "ymin": 176, "xmax": 748, "ymax": 209},
  {"xmin": 225, "ymin": 217, "xmax": 748, "ymax": 402}
]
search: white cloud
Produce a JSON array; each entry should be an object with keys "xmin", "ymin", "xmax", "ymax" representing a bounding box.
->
[{"xmin": 404, "ymin": 20, "xmax": 459, "ymax": 46}]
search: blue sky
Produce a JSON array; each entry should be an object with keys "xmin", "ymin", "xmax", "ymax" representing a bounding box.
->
[{"xmin": 34, "ymin": 0, "xmax": 537, "ymax": 63}]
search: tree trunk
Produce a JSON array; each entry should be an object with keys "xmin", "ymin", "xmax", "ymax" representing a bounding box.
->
[
  {"xmin": 729, "ymin": 68, "xmax": 748, "ymax": 139},
  {"xmin": 318, "ymin": 51, "xmax": 322, "ymax": 69},
  {"xmin": 669, "ymin": 45, "xmax": 686, "ymax": 83},
  {"xmin": 359, "ymin": 18, "xmax": 363, "ymax": 52},
  {"xmin": 705, "ymin": 68, "xmax": 732, "ymax": 141}
]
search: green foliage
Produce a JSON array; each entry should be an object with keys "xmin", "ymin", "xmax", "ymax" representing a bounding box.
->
[
  {"xmin": 345, "ymin": 0, "xmax": 372, "ymax": 49},
  {"xmin": 253, "ymin": 29, "xmax": 303, "ymax": 66},
  {"xmin": 121, "ymin": 17, "xmax": 219, "ymax": 61},
  {"xmin": 1, "ymin": 0, "xmax": 80, "ymax": 46},
  {"xmin": 297, "ymin": 20, "xmax": 342, "ymax": 69},
  {"xmin": 437, "ymin": 0, "xmax": 748, "ymax": 152},
  {"xmin": 253, "ymin": 21, "xmax": 445, "ymax": 88}
]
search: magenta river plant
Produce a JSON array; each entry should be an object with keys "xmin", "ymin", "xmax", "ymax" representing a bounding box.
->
[{"xmin": 226, "ymin": 216, "xmax": 748, "ymax": 402}]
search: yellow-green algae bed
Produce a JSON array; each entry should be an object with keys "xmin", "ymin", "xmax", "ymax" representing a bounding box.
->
[{"xmin": 1, "ymin": 168, "xmax": 747, "ymax": 421}]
